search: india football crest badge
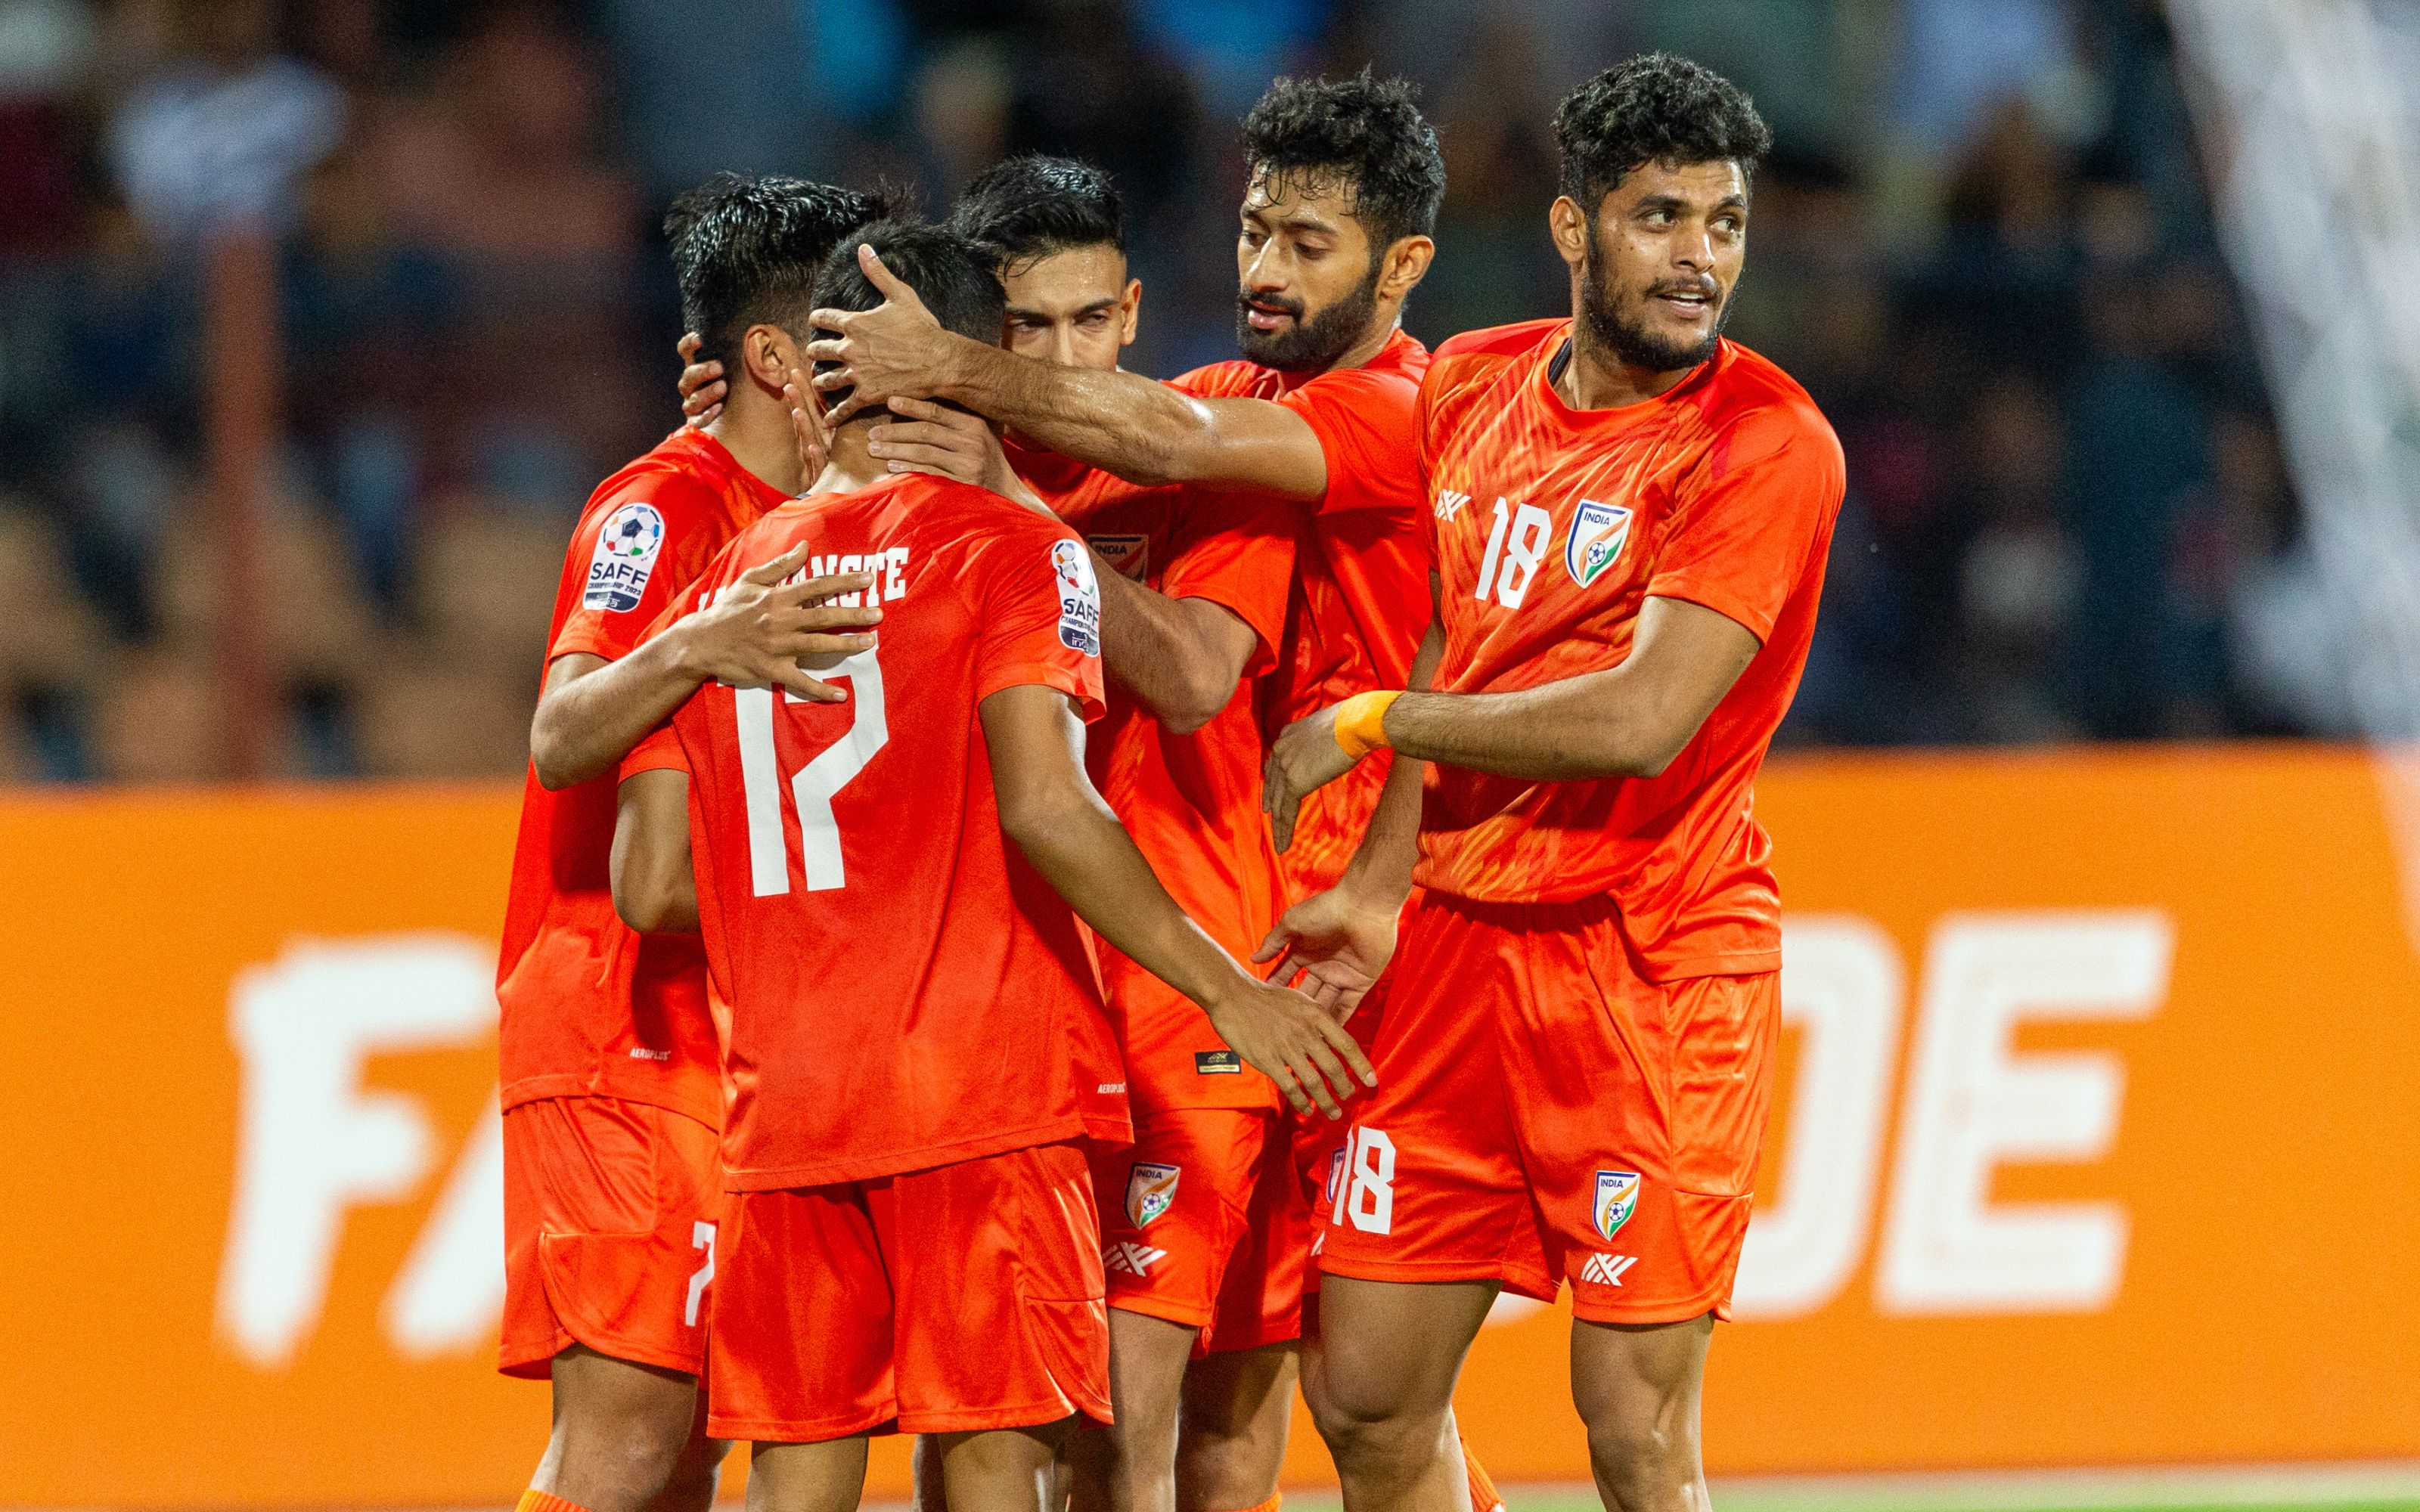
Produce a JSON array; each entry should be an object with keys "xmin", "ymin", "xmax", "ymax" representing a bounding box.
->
[
  {"xmin": 1593, "ymin": 1170, "xmax": 1641, "ymax": 1240},
  {"xmin": 1564, "ymin": 500, "xmax": 1634, "ymax": 588},
  {"xmin": 1126, "ymin": 1162, "xmax": 1181, "ymax": 1228},
  {"xmin": 1087, "ymin": 534, "xmax": 1150, "ymax": 581}
]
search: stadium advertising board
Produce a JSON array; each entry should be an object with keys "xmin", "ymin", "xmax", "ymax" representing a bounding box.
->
[{"xmin": 3, "ymin": 747, "xmax": 2416, "ymax": 1504}]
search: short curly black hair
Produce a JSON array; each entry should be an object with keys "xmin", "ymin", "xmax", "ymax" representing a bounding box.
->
[
  {"xmin": 949, "ymin": 154, "xmax": 1124, "ymax": 272},
  {"xmin": 1239, "ymin": 69, "xmax": 1446, "ymax": 252},
  {"xmin": 1553, "ymin": 54, "xmax": 1773, "ymax": 215},
  {"xmin": 666, "ymin": 173, "xmax": 899, "ymax": 368}
]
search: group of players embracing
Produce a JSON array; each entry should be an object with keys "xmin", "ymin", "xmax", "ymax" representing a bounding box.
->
[{"xmin": 490, "ymin": 47, "xmax": 1844, "ymax": 1512}]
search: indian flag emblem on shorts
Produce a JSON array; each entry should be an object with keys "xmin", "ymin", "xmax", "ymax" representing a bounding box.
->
[
  {"xmin": 1593, "ymin": 1170, "xmax": 1641, "ymax": 1240},
  {"xmin": 1565, "ymin": 500, "xmax": 1634, "ymax": 588},
  {"xmin": 1126, "ymin": 1163, "xmax": 1181, "ymax": 1228}
]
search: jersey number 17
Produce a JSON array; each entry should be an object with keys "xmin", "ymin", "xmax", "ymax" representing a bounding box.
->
[{"xmin": 731, "ymin": 648, "xmax": 886, "ymax": 895}]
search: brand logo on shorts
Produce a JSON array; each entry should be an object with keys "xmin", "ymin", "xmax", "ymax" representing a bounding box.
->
[
  {"xmin": 1195, "ymin": 1049, "xmax": 1243, "ymax": 1074},
  {"xmin": 585, "ymin": 501, "xmax": 666, "ymax": 612},
  {"xmin": 1580, "ymin": 1253, "xmax": 1639, "ymax": 1287},
  {"xmin": 1323, "ymin": 1146, "xmax": 1347, "ymax": 1205},
  {"xmin": 1594, "ymin": 1170, "xmax": 1641, "ymax": 1240},
  {"xmin": 1105, "ymin": 1241, "xmax": 1167, "ymax": 1277},
  {"xmin": 1565, "ymin": 500, "xmax": 1634, "ymax": 588},
  {"xmin": 1125, "ymin": 1162, "xmax": 1180, "ymax": 1228},
  {"xmin": 1087, "ymin": 534, "xmax": 1149, "ymax": 580}
]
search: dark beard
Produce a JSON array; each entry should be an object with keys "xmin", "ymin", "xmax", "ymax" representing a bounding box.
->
[
  {"xmin": 1236, "ymin": 265, "xmax": 1381, "ymax": 372},
  {"xmin": 1579, "ymin": 245, "xmax": 1728, "ymax": 374}
]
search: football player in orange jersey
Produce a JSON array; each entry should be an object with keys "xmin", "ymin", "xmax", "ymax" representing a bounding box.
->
[
  {"xmin": 607, "ymin": 222, "xmax": 1369, "ymax": 1512},
  {"xmin": 1260, "ymin": 56, "xmax": 1844, "ymax": 1512},
  {"xmin": 677, "ymin": 116, "xmax": 1505, "ymax": 1512},
  {"xmin": 495, "ymin": 176, "xmax": 900, "ymax": 1512}
]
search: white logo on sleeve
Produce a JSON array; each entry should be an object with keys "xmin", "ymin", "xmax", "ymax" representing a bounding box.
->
[
  {"xmin": 585, "ymin": 502, "xmax": 666, "ymax": 612},
  {"xmin": 1053, "ymin": 538, "xmax": 1101, "ymax": 655}
]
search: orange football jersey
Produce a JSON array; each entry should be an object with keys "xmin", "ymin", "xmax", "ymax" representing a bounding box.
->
[
  {"xmin": 628, "ymin": 472, "xmax": 1128, "ymax": 1188},
  {"xmin": 1006, "ymin": 432, "xmax": 1298, "ymax": 1114},
  {"xmin": 1414, "ymin": 321, "xmax": 1844, "ymax": 978},
  {"xmin": 1182, "ymin": 331, "xmax": 1435, "ymax": 894},
  {"xmin": 496, "ymin": 427, "xmax": 787, "ymax": 1128}
]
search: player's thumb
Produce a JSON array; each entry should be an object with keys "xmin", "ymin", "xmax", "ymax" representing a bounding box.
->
[{"xmin": 1250, "ymin": 924, "xmax": 1296, "ymax": 965}]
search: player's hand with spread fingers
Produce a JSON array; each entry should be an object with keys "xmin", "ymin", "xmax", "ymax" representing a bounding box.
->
[
  {"xmin": 669, "ymin": 545, "xmax": 883, "ymax": 703},
  {"xmin": 1264, "ymin": 702, "xmax": 1365, "ymax": 852},
  {"xmin": 805, "ymin": 244, "xmax": 963, "ymax": 425},
  {"xmin": 780, "ymin": 367, "xmax": 833, "ymax": 488},
  {"xmin": 675, "ymin": 332, "xmax": 728, "ymax": 426},
  {"xmin": 1254, "ymin": 881, "xmax": 1401, "ymax": 1020},
  {"xmin": 1199, "ymin": 974, "xmax": 1376, "ymax": 1120}
]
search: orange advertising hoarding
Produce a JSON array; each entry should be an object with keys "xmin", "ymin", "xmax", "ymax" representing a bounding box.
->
[{"xmin": 4, "ymin": 746, "xmax": 2418, "ymax": 1506}]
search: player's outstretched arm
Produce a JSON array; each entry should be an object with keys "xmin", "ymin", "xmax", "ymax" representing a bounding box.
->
[
  {"xmin": 1270, "ymin": 595, "xmax": 1761, "ymax": 793},
  {"xmin": 529, "ymin": 553, "xmax": 882, "ymax": 791},
  {"xmin": 611, "ymin": 769, "xmax": 697, "ymax": 934},
  {"xmin": 805, "ymin": 245, "xmax": 1329, "ymax": 500},
  {"xmin": 979, "ymin": 681, "xmax": 1376, "ymax": 1118},
  {"xmin": 1254, "ymin": 618, "xmax": 1443, "ymax": 1015}
]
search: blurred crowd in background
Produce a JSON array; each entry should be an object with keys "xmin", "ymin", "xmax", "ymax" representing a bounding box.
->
[{"xmin": 0, "ymin": 0, "xmax": 2328, "ymax": 780}]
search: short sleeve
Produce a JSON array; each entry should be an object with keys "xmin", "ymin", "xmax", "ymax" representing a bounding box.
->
[
  {"xmin": 1279, "ymin": 367, "xmax": 1423, "ymax": 519},
  {"xmin": 1157, "ymin": 493, "xmax": 1298, "ymax": 674},
  {"xmin": 619, "ymin": 722, "xmax": 690, "ymax": 782},
  {"xmin": 970, "ymin": 522, "xmax": 1110, "ymax": 722},
  {"xmin": 1644, "ymin": 405, "xmax": 1846, "ymax": 643},
  {"xmin": 551, "ymin": 472, "xmax": 731, "ymax": 665}
]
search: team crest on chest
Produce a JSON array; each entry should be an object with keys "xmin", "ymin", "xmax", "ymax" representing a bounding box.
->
[
  {"xmin": 1087, "ymin": 534, "xmax": 1150, "ymax": 581},
  {"xmin": 1125, "ymin": 1162, "xmax": 1181, "ymax": 1228},
  {"xmin": 1593, "ymin": 1170, "xmax": 1640, "ymax": 1240},
  {"xmin": 1564, "ymin": 500, "xmax": 1634, "ymax": 588}
]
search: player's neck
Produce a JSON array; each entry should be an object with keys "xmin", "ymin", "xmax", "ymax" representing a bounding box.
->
[
  {"xmin": 704, "ymin": 387, "xmax": 807, "ymax": 497},
  {"xmin": 1558, "ymin": 325, "xmax": 1702, "ymax": 411},
  {"xmin": 1328, "ymin": 311, "xmax": 1403, "ymax": 374},
  {"xmin": 805, "ymin": 426, "xmax": 889, "ymax": 496}
]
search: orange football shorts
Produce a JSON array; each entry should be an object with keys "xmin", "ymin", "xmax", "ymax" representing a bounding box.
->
[
  {"xmin": 1090, "ymin": 1106, "xmax": 1311, "ymax": 1353},
  {"xmin": 500, "ymin": 1095, "xmax": 724, "ymax": 1379},
  {"xmin": 707, "ymin": 1141, "xmax": 1111, "ymax": 1442},
  {"xmin": 1316, "ymin": 891, "xmax": 1780, "ymax": 1324}
]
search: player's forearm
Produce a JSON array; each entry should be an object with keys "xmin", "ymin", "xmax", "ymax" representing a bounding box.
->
[
  {"xmin": 1380, "ymin": 666, "xmax": 1683, "ymax": 782},
  {"xmin": 1005, "ymin": 792, "xmax": 1260, "ymax": 1010},
  {"xmin": 941, "ymin": 340, "xmax": 1320, "ymax": 498},
  {"xmin": 1094, "ymin": 569, "xmax": 1249, "ymax": 735},
  {"xmin": 530, "ymin": 634, "xmax": 713, "ymax": 789},
  {"xmin": 1335, "ymin": 622, "xmax": 1444, "ymax": 903}
]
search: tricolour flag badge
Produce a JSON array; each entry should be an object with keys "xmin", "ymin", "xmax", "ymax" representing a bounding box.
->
[
  {"xmin": 1564, "ymin": 500, "xmax": 1634, "ymax": 588},
  {"xmin": 1593, "ymin": 1170, "xmax": 1641, "ymax": 1240},
  {"xmin": 1126, "ymin": 1162, "xmax": 1181, "ymax": 1228}
]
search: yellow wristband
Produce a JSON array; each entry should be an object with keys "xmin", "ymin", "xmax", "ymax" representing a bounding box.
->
[{"xmin": 1332, "ymin": 689, "xmax": 1403, "ymax": 759}]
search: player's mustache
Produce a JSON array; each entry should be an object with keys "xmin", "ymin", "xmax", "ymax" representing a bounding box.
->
[
  {"xmin": 1645, "ymin": 276, "xmax": 1720, "ymax": 300},
  {"xmin": 1238, "ymin": 289, "xmax": 1305, "ymax": 321}
]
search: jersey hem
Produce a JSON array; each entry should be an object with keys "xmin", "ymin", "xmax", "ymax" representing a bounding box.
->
[
  {"xmin": 499, "ymin": 1075, "xmax": 726, "ymax": 1131},
  {"xmin": 978, "ymin": 662, "xmax": 1106, "ymax": 723},
  {"xmin": 547, "ymin": 624, "xmax": 637, "ymax": 666},
  {"xmin": 722, "ymin": 1115, "xmax": 1098, "ymax": 1191},
  {"xmin": 1317, "ymin": 1252, "xmax": 1560, "ymax": 1304}
]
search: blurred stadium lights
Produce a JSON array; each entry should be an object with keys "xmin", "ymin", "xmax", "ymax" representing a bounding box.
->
[{"xmin": 2170, "ymin": 0, "xmax": 2420, "ymax": 738}]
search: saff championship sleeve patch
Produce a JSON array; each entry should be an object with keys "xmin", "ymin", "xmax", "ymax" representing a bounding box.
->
[
  {"xmin": 584, "ymin": 502, "xmax": 666, "ymax": 612},
  {"xmin": 1052, "ymin": 538, "xmax": 1102, "ymax": 655}
]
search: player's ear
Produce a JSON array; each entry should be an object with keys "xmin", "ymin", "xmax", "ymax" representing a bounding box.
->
[
  {"xmin": 1549, "ymin": 197, "xmax": 1591, "ymax": 271},
  {"xmin": 1118, "ymin": 278, "xmax": 1141, "ymax": 347},
  {"xmin": 741, "ymin": 324, "xmax": 796, "ymax": 394},
  {"xmin": 1379, "ymin": 235, "xmax": 1435, "ymax": 303}
]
